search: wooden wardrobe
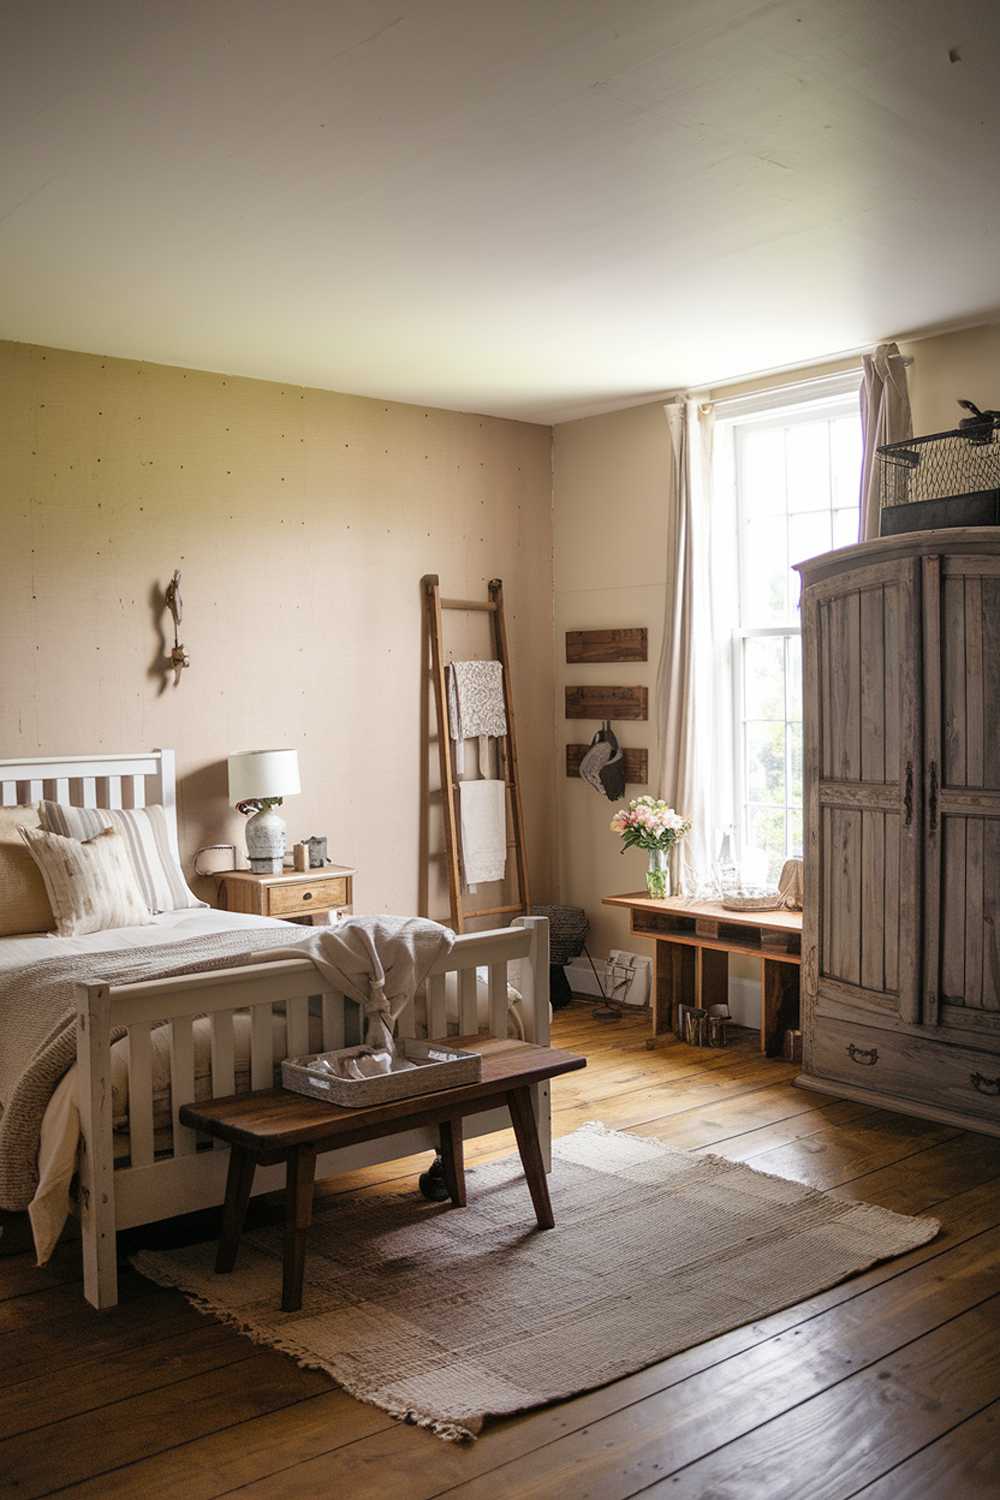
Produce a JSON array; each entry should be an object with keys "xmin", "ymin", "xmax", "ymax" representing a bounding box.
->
[{"xmin": 796, "ymin": 528, "xmax": 1000, "ymax": 1137}]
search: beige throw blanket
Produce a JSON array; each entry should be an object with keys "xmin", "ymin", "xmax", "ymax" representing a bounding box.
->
[
  {"xmin": 256, "ymin": 916, "xmax": 456, "ymax": 1057},
  {"xmin": 0, "ymin": 926, "xmax": 307, "ymax": 1211}
]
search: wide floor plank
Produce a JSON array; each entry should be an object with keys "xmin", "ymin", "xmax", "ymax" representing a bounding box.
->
[
  {"xmin": 646, "ymin": 1298, "xmax": 1000, "ymax": 1499},
  {"xmin": 850, "ymin": 1399, "xmax": 1000, "ymax": 1498}
]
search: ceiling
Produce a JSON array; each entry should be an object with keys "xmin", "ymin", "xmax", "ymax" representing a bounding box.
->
[{"xmin": 2, "ymin": 0, "xmax": 999, "ymax": 425}]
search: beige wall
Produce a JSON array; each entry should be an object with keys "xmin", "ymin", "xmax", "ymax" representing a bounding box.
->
[
  {"xmin": 902, "ymin": 322, "xmax": 1000, "ymax": 433},
  {"xmin": 0, "ymin": 341, "xmax": 555, "ymax": 920},
  {"xmin": 553, "ymin": 401, "xmax": 668, "ymax": 959},
  {"xmin": 552, "ymin": 316, "xmax": 1000, "ymax": 982}
]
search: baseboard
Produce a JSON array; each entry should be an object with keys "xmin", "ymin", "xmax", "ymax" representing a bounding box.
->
[{"xmin": 794, "ymin": 1072, "xmax": 1000, "ymax": 1140}]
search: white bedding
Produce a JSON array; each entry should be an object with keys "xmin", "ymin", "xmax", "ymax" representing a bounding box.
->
[{"xmin": 9, "ymin": 909, "xmax": 537, "ymax": 1264}]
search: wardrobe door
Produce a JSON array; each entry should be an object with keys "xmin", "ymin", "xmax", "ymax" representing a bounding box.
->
[
  {"xmin": 803, "ymin": 556, "xmax": 922, "ymax": 1024},
  {"xmin": 923, "ymin": 552, "xmax": 1000, "ymax": 1036}
]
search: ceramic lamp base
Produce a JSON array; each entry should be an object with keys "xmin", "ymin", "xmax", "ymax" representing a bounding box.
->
[{"xmin": 245, "ymin": 806, "xmax": 287, "ymax": 874}]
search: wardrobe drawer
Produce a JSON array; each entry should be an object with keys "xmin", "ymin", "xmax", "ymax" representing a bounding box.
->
[
  {"xmin": 813, "ymin": 1017, "xmax": 1000, "ymax": 1127},
  {"xmin": 267, "ymin": 876, "xmax": 349, "ymax": 917}
]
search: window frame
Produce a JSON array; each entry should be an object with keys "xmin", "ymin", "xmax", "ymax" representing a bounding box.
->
[{"xmin": 722, "ymin": 387, "xmax": 861, "ymax": 878}]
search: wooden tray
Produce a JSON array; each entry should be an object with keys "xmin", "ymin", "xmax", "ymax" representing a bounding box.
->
[{"xmin": 281, "ymin": 1040, "xmax": 482, "ymax": 1107}]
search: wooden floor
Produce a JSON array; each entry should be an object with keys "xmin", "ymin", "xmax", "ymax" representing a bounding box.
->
[{"xmin": 2, "ymin": 1006, "xmax": 999, "ymax": 1499}]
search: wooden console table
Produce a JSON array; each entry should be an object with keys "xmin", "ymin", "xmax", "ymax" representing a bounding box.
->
[{"xmin": 602, "ymin": 893, "xmax": 802, "ymax": 1055}]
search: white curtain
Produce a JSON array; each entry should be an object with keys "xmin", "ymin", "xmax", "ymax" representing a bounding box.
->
[
  {"xmin": 859, "ymin": 341, "xmax": 912, "ymax": 541},
  {"xmin": 656, "ymin": 399, "xmax": 720, "ymax": 895}
]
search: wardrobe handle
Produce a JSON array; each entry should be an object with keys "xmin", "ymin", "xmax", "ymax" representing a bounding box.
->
[
  {"xmin": 846, "ymin": 1043, "xmax": 878, "ymax": 1067},
  {"xmin": 970, "ymin": 1071, "xmax": 1000, "ymax": 1097},
  {"xmin": 928, "ymin": 760, "xmax": 938, "ymax": 834},
  {"xmin": 903, "ymin": 761, "xmax": 913, "ymax": 827}
]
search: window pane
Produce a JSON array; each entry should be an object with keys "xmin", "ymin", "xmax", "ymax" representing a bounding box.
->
[
  {"xmin": 788, "ymin": 721, "xmax": 803, "ymax": 805},
  {"xmin": 743, "ymin": 519, "xmax": 789, "ymax": 624},
  {"xmin": 789, "ymin": 509, "xmax": 832, "ymax": 569},
  {"xmin": 833, "ymin": 507, "xmax": 858, "ymax": 548},
  {"xmin": 831, "ymin": 415, "xmax": 861, "ymax": 509},
  {"xmin": 746, "ymin": 721, "xmax": 786, "ymax": 805},
  {"xmin": 740, "ymin": 427, "xmax": 786, "ymax": 517},
  {"xmin": 787, "ymin": 421, "xmax": 831, "ymax": 512},
  {"xmin": 745, "ymin": 805, "xmax": 787, "ymax": 885},
  {"xmin": 731, "ymin": 401, "xmax": 861, "ymax": 890},
  {"xmin": 787, "ymin": 634, "xmax": 802, "ymax": 719},
  {"xmin": 744, "ymin": 636, "xmax": 784, "ymax": 719}
]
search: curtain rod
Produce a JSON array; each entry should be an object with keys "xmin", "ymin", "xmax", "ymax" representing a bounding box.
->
[{"xmin": 700, "ymin": 354, "xmax": 912, "ymax": 412}]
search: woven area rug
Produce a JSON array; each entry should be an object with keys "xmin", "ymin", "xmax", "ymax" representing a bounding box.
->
[{"xmin": 133, "ymin": 1122, "xmax": 939, "ymax": 1441}]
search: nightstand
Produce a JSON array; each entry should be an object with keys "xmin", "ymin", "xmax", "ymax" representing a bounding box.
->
[{"xmin": 216, "ymin": 866, "xmax": 356, "ymax": 925}]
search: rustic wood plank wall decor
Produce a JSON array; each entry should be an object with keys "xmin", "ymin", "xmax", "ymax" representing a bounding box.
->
[
  {"xmin": 565, "ymin": 745, "xmax": 648, "ymax": 783},
  {"xmin": 565, "ymin": 628, "xmax": 648, "ymax": 664},
  {"xmin": 565, "ymin": 686, "xmax": 648, "ymax": 720}
]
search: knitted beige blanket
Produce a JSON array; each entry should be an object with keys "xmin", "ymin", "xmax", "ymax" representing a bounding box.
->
[{"xmin": 0, "ymin": 926, "xmax": 306, "ymax": 1211}]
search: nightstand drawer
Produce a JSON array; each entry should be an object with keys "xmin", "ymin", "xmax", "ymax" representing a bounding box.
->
[{"xmin": 268, "ymin": 876, "xmax": 349, "ymax": 917}]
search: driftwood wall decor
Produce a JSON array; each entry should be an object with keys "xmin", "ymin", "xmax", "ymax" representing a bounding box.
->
[
  {"xmin": 164, "ymin": 569, "xmax": 190, "ymax": 684},
  {"xmin": 566, "ymin": 627, "xmax": 647, "ymax": 663},
  {"xmin": 566, "ymin": 744, "xmax": 648, "ymax": 784},
  {"xmin": 565, "ymin": 685, "xmax": 648, "ymax": 720}
]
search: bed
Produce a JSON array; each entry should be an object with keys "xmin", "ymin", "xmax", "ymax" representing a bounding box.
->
[{"xmin": 0, "ymin": 750, "xmax": 551, "ymax": 1311}]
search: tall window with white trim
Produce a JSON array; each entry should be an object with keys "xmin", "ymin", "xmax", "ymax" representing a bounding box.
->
[{"xmin": 720, "ymin": 389, "xmax": 862, "ymax": 883}]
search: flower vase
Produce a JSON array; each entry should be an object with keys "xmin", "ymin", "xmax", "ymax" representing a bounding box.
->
[{"xmin": 645, "ymin": 847, "xmax": 671, "ymax": 901}]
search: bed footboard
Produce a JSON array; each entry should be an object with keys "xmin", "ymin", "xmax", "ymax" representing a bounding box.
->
[{"xmin": 76, "ymin": 916, "xmax": 550, "ymax": 1309}]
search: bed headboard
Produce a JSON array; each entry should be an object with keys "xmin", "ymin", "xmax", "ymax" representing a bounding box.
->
[{"xmin": 0, "ymin": 749, "xmax": 179, "ymax": 856}]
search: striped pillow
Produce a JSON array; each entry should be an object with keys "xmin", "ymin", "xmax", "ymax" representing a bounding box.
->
[
  {"xmin": 37, "ymin": 802, "xmax": 205, "ymax": 914},
  {"xmin": 19, "ymin": 826, "xmax": 156, "ymax": 936}
]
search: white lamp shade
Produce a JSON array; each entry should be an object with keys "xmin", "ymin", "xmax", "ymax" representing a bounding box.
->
[{"xmin": 228, "ymin": 749, "xmax": 301, "ymax": 803}]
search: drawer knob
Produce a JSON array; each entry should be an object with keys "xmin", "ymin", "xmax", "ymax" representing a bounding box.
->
[
  {"xmin": 970, "ymin": 1071, "xmax": 1000, "ymax": 1097},
  {"xmin": 302, "ymin": 891, "xmax": 313, "ymax": 901},
  {"xmin": 846, "ymin": 1042, "xmax": 878, "ymax": 1067}
]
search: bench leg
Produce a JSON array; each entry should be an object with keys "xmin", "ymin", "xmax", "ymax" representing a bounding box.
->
[
  {"xmin": 216, "ymin": 1146, "xmax": 256, "ymax": 1275},
  {"xmin": 508, "ymin": 1086, "xmax": 554, "ymax": 1230},
  {"xmin": 282, "ymin": 1146, "xmax": 317, "ymax": 1313},
  {"xmin": 438, "ymin": 1118, "xmax": 466, "ymax": 1207}
]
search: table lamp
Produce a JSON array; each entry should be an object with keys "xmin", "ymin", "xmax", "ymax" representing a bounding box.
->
[{"xmin": 228, "ymin": 749, "xmax": 301, "ymax": 873}]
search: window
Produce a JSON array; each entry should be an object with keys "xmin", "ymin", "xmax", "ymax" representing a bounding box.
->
[{"xmin": 720, "ymin": 390, "xmax": 861, "ymax": 883}]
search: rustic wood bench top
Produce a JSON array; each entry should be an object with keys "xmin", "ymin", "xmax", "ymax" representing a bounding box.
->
[{"xmin": 180, "ymin": 1038, "xmax": 585, "ymax": 1150}]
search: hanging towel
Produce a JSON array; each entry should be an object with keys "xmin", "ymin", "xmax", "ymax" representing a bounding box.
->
[
  {"xmin": 448, "ymin": 661, "xmax": 507, "ymax": 744},
  {"xmin": 458, "ymin": 780, "xmax": 507, "ymax": 888}
]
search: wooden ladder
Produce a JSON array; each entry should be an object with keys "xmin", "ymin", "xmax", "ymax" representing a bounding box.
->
[{"xmin": 423, "ymin": 575, "xmax": 531, "ymax": 933}]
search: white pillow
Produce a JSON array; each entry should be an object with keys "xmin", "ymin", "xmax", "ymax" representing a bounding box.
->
[
  {"xmin": 19, "ymin": 825, "xmax": 156, "ymax": 937},
  {"xmin": 37, "ymin": 802, "xmax": 205, "ymax": 914}
]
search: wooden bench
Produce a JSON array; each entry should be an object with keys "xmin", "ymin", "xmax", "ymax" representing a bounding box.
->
[{"xmin": 180, "ymin": 1037, "xmax": 587, "ymax": 1311}]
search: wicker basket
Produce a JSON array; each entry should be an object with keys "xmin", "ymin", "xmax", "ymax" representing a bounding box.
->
[
  {"xmin": 281, "ymin": 1040, "xmax": 481, "ymax": 1108},
  {"xmin": 530, "ymin": 904, "xmax": 588, "ymax": 966}
]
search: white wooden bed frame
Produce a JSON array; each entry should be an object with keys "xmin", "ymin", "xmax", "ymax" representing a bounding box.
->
[{"xmin": 1, "ymin": 750, "xmax": 551, "ymax": 1310}]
